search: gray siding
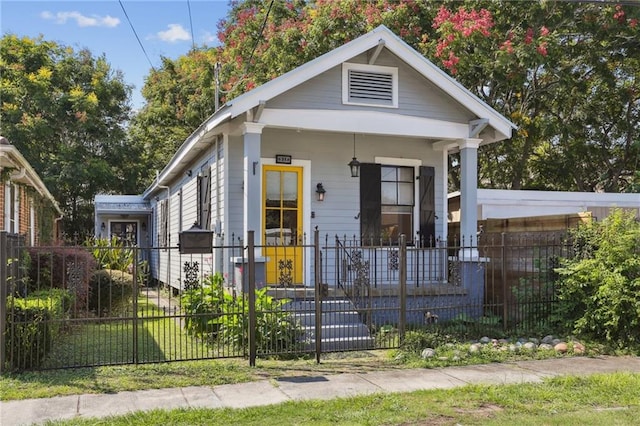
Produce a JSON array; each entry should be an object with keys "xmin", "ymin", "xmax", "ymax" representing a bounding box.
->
[
  {"xmin": 267, "ymin": 49, "xmax": 474, "ymax": 123},
  {"xmin": 260, "ymin": 128, "xmax": 446, "ymax": 240}
]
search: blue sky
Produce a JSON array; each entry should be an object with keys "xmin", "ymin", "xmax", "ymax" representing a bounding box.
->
[{"xmin": 1, "ymin": 0, "xmax": 232, "ymax": 109}]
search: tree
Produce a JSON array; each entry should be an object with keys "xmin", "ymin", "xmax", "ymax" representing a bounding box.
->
[
  {"xmin": 127, "ymin": 49, "xmax": 221, "ymax": 184},
  {"xmin": 134, "ymin": 0, "xmax": 638, "ymax": 194},
  {"xmin": 1, "ymin": 34, "xmax": 138, "ymax": 239},
  {"xmin": 421, "ymin": 1, "xmax": 639, "ymax": 192}
]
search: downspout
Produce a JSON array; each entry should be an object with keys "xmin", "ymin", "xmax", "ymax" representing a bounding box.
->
[{"xmin": 157, "ymin": 171, "xmax": 171, "ymax": 289}]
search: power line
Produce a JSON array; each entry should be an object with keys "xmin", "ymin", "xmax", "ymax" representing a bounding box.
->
[
  {"xmin": 187, "ymin": 0, "xmax": 196, "ymax": 51},
  {"xmin": 118, "ymin": 0, "xmax": 156, "ymax": 72},
  {"xmin": 219, "ymin": 0, "xmax": 275, "ymax": 95}
]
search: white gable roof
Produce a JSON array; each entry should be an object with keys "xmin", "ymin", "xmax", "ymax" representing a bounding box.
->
[
  {"xmin": 145, "ymin": 25, "xmax": 516, "ymax": 197},
  {"xmin": 222, "ymin": 25, "xmax": 515, "ymax": 140}
]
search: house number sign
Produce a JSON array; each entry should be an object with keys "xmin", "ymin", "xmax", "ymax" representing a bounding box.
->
[{"xmin": 275, "ymin": 154, "xmax": 292, "ymax": 164}]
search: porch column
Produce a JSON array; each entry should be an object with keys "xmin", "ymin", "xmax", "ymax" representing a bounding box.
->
[
  {"xmin": 458, "ymin": 138, "xmax": 482, "ymax": 259},
  {"xmin": 242, "ymin": 122, "xmax": 264, "ymax": 245}
]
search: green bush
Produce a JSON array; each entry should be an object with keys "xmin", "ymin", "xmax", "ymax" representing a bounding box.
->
[
  {"xmin": 555, "ymin": 209, "xmax": 640, "ymax": 348},
  {"xmin": 181, "ymin": 273, "xmax": 226, "ymax": 338},
  {"xmin": 89, "ymin": 269, "xmax": 135, "ymax": 316},
  {"xmin": 181, "ymin": 274, "xmax": 303, "ymax": 354},
  {"xmin": 4, "ymin": 289, "xmax": 73, "ymax": 370},
  {"xmin": 219, "ymin": 287, "xmax": 303, "ymax": 354}
]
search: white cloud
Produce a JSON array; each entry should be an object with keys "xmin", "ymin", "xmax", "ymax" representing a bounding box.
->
[
  {"xmin": 156, "ymin": 24, "xmax": 191, "ymax": 43},
  {"xmin": 40, "ymin": 11, "xmax": 120, "ymax": 28},
  {"xmin": 201, "ymin": 31, "xmax": 219, "ymax": 45}
]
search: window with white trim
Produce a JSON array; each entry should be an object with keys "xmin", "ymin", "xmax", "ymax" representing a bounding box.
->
[{"xmin": 342, "ymin": 63, "xmax": 398, "ymax": 108}]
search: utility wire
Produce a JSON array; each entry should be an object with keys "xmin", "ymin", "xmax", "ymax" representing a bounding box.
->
[
  {"xmin": 187, "ymin": 0, "xmax": 196, "ymax": 51},
  {"xmin": 219, "ymin": 0, "xmax": 275, "ymax": 94},
  {"xmin": 118, "ymin": 0, "xmax": 155, "ymax": 71}
]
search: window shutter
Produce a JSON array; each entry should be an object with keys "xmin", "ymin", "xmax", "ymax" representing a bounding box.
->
[
  {"xmin": 360, "ymin": 163, "xmax": 381, "ymax": 240},
  {"xmin": 203, "ymin": 172, "xmax": 211, "ymax": 229},
  {"xmin": 418, "ymin": 166, "xmax": 436, "ymax": 246}
]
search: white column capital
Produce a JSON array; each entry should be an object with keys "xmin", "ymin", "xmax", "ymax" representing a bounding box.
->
[
  {"xmin": 457, "ymin": 138, "xmax": 482, "ymax": 150},
  {"xmin": 242, "ymin": 122, "xmax": 265, "ymax": 135}
]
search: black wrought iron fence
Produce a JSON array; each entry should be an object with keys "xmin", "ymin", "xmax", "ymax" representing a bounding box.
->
[{"xmin": 1, "ymin": 230, "xmax": 573, "ymax": 373}]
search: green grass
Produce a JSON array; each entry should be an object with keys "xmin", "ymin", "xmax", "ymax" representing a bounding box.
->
[
  {"xmin": 39, "ymin": 296, "xmax": 235, "ymax": 369},
  {"xmin": 41, "ymin": 372, "xmax": 640, "ymax": 425}
]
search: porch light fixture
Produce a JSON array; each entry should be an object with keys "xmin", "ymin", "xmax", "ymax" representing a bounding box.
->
[
  {"xmin": 101, "ymin": 222, "xmax": 106, "ymax": 232},
  {"xmin": 348, "ymin": 134, "xmax": 360, "ymax": 178},
  {"xmin": 315, "ymin": 183, "xmax": 326, "ymax": 202},
  {"xmin": 178, "ymin": 222, "xmax": 213, "ymax": 254}
]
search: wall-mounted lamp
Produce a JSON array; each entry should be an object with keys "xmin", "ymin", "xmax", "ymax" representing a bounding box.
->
[
  {"xmin": 348, "ymin": 134, "xmax": 360, "ymax": 178},
  {"xmin": 141, "ymin": 222, "xmax": 146, "ymax": 232},
  {"xmin": 186, "ymin": 170, "xmax": 192, "ymax": 177},
  {"xmin": 315, "ymin": 183, "xmax": 326, "ymax": 202},
  {"xmin": 101, "ymin": 222, "xmax": 106, "ymax": 232}
]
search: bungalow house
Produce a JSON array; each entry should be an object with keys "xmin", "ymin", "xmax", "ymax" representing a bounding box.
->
[
  {"xmin": 0, "ymin": 136, "xmax": 62, "ymax": 245},
  {"xmin": 95, "ymin": 25, "xmax": 516, "ymax": 295}
]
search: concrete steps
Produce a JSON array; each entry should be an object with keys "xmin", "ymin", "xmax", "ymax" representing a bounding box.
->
[{"xmin": 282, "ymin": 299, "xmax": 375, "ymax": 352}]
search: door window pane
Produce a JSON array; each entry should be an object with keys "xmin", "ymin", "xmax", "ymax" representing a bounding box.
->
[
  {"xmin": 282, "ymin": 171, "xmax": 298, "ymax": 208},
  {"xmin": 265, "ymin": 171, "xmax": 281, "ymax": 207}
]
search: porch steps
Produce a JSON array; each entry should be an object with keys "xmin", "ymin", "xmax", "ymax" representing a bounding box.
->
[{"xmin": 282, "ymin": 299, "xmax": 375, "ymax": 352}]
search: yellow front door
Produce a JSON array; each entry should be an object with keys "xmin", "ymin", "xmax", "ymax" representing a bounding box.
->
[{"xmin": 263, "ymin": 165, "xmax": 303, "ymax": 286}]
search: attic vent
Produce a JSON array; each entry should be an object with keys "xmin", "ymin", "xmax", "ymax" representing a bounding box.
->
[
  {"xmin": 343, "ymin": 63, "xmax": 398, "ymax": 108},
  {"xmin": 349, "ymin": 70, "xmax": 393, "ymax": 104}
]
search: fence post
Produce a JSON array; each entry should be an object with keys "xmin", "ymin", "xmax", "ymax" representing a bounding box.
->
[
  {"xmin": 132, "ymin": 247, "xmax": 139, "ymax": 364},
  {"xmin": 0, "ymin": 232, "xmax": 7, "ymax": 374},
  {"xmin": 501, "ymin": 233, "xmax": 508, "ymax": 332},
  {"xmin": 247, "ymin": 231, "xmax": 256, "ymax": 367},
  {"xmin": 314, "ymin": 228, "xmax": 322, "ymax": 363},
  {"xmin": 399, "ymin": 234, "xmax": 407, "ymax": 346}
]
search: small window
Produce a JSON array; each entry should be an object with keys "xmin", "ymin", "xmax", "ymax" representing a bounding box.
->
[
  {"xmin": 342, "ymin": 63, "xmax": 398, "ymax": 108},
  {"xmin": 381, "ymin": 166, "xmax": 414, "ymax": 240}
]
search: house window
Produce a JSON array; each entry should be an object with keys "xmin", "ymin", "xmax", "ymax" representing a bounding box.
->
[
  {"xmin": 381, "ymin": 166, "xmax": 414, "ymax": 240},
  {"xmin": 360, "ymin": 163, "xmax": 436, "ymax": 245},
  {"xmin": 342, "ymin": 63, "xmax": 398, "ymax": 108},
  {"xmin": 4, "ymin": 183, "xmax": 19, "ymax": 233}
]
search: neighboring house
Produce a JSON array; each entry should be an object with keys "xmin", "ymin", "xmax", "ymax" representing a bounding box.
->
[
  {"xmin": 0, "ymin": 136, "xmax": 62, "ymax": 245},
  {"xmin": 448, "ymin": 189, "xmax": 640, "ymax": 223},
  {"xmin": 95, "ymin": 26, "xmax": 516, "ymax": 292}
]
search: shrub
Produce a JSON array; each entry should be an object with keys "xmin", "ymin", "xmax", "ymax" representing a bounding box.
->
[
  {"xmin": 26, "ymin": 246, "xmax": 96, "ymax": 312},
  {"xmin": 219, "ymin": 287, "xmax": 303, "ymax": 354},
  {"xmin": 89, "ymin": 269, "xmax": 135, "ymax": 316},
  {"xmin": 181, "ymin": 274, "xmax": 303, "ymax": 354},
  {"xmin": 4, "ymin": 289, "xmax": 73, "ymax": 370},
  {"xmin": 181, "ymin": 273, "xmax": 225, "ymax": 338},
  {"xmin": 555, "ymin": 209, "xmax": 640, "ymax": 348},
  {"xmin": 86, "ymin": 237, "xmax": 134, "ymax": 272}
]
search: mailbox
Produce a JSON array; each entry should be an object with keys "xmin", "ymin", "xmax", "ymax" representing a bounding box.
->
[{"xmin": 178, "ymin": 223, "xmax": 213, "ymax": 254}]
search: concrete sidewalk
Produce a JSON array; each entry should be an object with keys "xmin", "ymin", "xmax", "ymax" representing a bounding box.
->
[{"xmin": 2, "ymin": 356, "xmax": 640, "ymax": 425}]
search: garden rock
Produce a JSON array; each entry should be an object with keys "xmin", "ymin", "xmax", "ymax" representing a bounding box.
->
[
  {"xmin": 539, "ymin": 343, "xmax": 554, "ymax": 350},
  {"xmin": 523, "ymin": 342, "xmax": 537, "ymax": 350},
  {"xmin": 554, "ymin": 342, "xmax": 568, "ymax": 353},
  {"xmin": 572, "ymin": 342, "xmax": 586, "ymax": 354},
  {"xmin": 421, "ymin": 348, "xmax": 436, "ymax": 359},
  {"xmin": 542, "ymin": 335, "xmax": 555, "ymax": 344},
  {"xmin": 469, "ymin": 343, "xmax": 482, "ymax": 353}
]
